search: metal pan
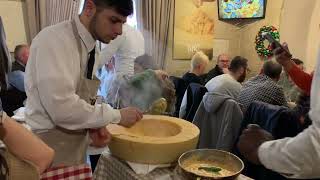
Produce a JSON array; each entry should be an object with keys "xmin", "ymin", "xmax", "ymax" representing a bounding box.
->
[{"xmin": 178, "ymin": 149, "xmax": 244, "ymax": 180}]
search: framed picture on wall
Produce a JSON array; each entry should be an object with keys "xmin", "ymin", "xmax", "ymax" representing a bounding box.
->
[{"xmin": 173, "ymin": 0, "xmax": 215, "ymax": 60}]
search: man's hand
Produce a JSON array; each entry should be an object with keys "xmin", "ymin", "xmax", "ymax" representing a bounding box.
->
[
  {"xmin": 273, "ymin": 42, "xmax": 293, "ymax": 68},
  {"xmin": 89, "ymin": 127, "xmax": 111, "ymax": 148},
  {"xmin": 237, "ymin": 124, "xmax": 274, "ymax": 165},
  {"xmin": 222, "ymin": 68, "xmax": 229, "ymax": 74},
  {"xmin": 119, "ymin": 107, "xmax": 143, "ymax": 127}
]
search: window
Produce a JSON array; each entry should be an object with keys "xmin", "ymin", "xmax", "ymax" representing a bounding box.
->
[
  {"xmin": 126, "ymin": 0, "xmax": 138, "ymax": 29},
  {"xmin": 79, "ymin": 0, "xmax": 85, "ymax": 14}
]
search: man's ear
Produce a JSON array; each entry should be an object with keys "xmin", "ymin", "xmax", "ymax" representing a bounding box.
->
[
  {"xmin": 239, "ymin": 67, "xmax": 245, "ymax": 75},
  {"xmin": 83, "ymin": 0, "xmax": 96, "ymax": 17}
]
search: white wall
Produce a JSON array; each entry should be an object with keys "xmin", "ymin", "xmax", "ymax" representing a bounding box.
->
[
  {"xmin": 280, "ymin": 0, "xmax": 317, "ymax": 72},
  {"xmin": 0, "ymin": 0, "xmax": 28, "ymax": 52},
  {"xmin": 305, "ymin": 0, "xmax": 320, "ymax": 72}
]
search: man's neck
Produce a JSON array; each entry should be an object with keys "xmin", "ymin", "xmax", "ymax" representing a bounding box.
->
[
  {"xmin": 190, "ymin": 70, "xmax": 200, "ymax": 76},
  {"xmin": 79, "ymin": 15, "xmax": 95, "ymax": 40},
  {"xmin": 79, "ymin": 15, "xmax": 89, "ymax": 29},
  {"xmin": 228, "ymin": 71, "xmax": 238, "ymax": 81}
]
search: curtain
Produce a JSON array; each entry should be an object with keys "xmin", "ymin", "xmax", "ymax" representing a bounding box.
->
[
  {"xmin": 0, "ymin": 17, "xmax": 11, "ymax": 90},
  {"xmin": 46, "ymin": 0, "xmax": 80, "ymax": 26},
  {"xmin": 136, "ymin": 0, "xmax": 173, "ymax": 69},
  {"xmin": 25, "ymin": 0, "xmax": 47, "ymax": 43},
  {"xmin": 25, "ymin": 0, "xmax": 80, "ymax": 43}
]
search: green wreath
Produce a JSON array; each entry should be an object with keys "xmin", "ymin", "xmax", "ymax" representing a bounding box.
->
[{"xmin": 255, "ymin": 25, "xmax": 280, "ymax": 59}]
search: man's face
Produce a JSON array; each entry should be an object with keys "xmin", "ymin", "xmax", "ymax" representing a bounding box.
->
[
  {"xmin": 134, "ymin": 63, "xmax": 144, "ymax": 74},
  {"xmin": 90, "ymin": 8, "xmax": 127, "ymax": 44},
  {"xmin": 19, "ymin": 46, "xmax": 30, "ymax": 65},
  {"xmin": 217, "ymin": 54, "xmax": 230, "ymax": 69}
]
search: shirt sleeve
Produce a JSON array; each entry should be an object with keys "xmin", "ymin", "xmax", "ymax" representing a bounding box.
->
[
  {"xmin": 179, "ymin": 91, "xmax": 188, "ymax": 118},
  {"xmin": 258, "ymin": 122, "xmax": 320, "ymax": 179},
  {"xmin": 276, "ymin": 86, "xmax": 287, "ymax": 106},
  {"xmin": 32, "ymin": 35, "xmax": 121, "ymax": 130},
  {"xmin": 287, "ymin": 64, "xmax": 312, "ymax": 95}
]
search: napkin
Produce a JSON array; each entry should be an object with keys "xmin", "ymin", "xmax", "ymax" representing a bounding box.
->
[{"xmin": 126, "ymin": 161, "xmax": 172, "ymax": 175}]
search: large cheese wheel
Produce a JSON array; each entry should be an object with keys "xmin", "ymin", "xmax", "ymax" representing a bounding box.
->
[{"xmin": 107, "ymin": 115, "xmax": 200, "ymax": 164}]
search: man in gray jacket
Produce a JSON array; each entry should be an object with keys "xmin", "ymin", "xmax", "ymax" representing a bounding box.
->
[{"xmin": 193, "ymin": 92, "xmax": 243, "ymax": 151}]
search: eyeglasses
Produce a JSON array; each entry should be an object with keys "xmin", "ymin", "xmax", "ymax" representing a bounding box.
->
[{"xmin": 219, "ymin": 60, "xmax": 229, "ymax": 63}]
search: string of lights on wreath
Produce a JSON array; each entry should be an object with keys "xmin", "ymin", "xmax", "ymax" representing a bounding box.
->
[{"xmin": 255, "ymin": 25, "xmax": 280, "ymax": 59}]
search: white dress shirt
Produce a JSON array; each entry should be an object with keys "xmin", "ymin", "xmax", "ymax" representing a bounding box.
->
[
  {"xmin": 96, "ymin": 65, "xmax": 115, "ymax": 98},
  {"xmin": 24, "ymin": 16, "xmax": 121, "ymax": 131},
  {"xmin": 258, "ymin": 50, "xmax": 320, "ymax": 179},
  {"xmin": 99, "ymin": 24, "xmax": 145, "ymax": 77}
]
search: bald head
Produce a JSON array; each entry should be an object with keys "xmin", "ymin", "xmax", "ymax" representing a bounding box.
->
[
  {"xmin": 262, "ymin": 60, "xmax": 282, "ymax": 81},
  {"xmin": 14, "ymin": 44, "xmax": 29, "ymax": 65}
]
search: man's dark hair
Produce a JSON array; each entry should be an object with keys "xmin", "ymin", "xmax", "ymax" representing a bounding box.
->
[
  {"xmin": 92, "ymin": 0, "xmax": 133, "ymax": 16},
  {"xmin": 229, "ymin": 56, "xmax": 248, "ymax": 73},
  {"xmin": 14, "ymin": 44, "xmax": 27, "ymax": 61},
  {"xmin": 292, "ymin": 58, "xmax": 303, "ymax": 65},
  {"xmin": 263, "ymin": 60, "xmax": 282, "ymax": 79},
  {"xmin": 134, "ymin": 54, "xmax": 158, "ymax": 70}
]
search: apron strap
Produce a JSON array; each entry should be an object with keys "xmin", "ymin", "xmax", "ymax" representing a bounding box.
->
[{"xmin": 71, "ymin": 19, "xmax": 86, "ymax": 95}]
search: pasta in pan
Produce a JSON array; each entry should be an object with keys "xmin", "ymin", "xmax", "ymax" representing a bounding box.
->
[{"xmin": 184, "ymin": 162, "xmax": 234, "ymax": 178}]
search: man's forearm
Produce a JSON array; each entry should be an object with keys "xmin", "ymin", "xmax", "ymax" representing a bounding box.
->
[{"xmin": 258, "ymin": 124, "xmax": 320, "ymax": 179}]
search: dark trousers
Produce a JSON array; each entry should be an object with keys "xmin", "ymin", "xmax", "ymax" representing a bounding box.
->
[{"xmin": 0, "ymin": 87, "xmax": 26, "ymax": 116}]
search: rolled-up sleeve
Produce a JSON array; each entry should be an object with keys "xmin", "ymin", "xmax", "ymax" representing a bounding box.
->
[
  {"xmin": 32, "ymin": 34, "xmax": 120, "ymax": 130},
  {"xmin": 258, "ymin": 122, "xmax": 320, "ymax": 179}
]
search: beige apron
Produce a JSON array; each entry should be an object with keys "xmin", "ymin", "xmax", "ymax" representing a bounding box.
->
[{"xmin": 36, "ymin": 19, "xmax": 100, "ymax": 166}]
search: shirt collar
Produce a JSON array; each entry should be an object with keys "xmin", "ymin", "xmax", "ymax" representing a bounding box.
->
[
  {"xmin": 259, "ymin": 74, "xmax": 272, "ymax": 81},
  {"xmin": 16, "ymin": 60, "xmax": 25, "ymax": 67},
  {"xmin": 74, "ymin": 16, "xmax": 96, "ymax": 52}
]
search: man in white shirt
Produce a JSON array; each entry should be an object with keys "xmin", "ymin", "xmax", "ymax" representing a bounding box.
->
[
  {"xmin": 96, "ymin": 56, "xmax": 115, "ymax": 98},
  {"xmin": 98, "ymin": 23, "xmax": 144, "ymax": 104},
  {"xmin": 100, "ymin": 23, "xmax": 145, "ymax": 77},
  {"xmin": 237, "ymin": 43, "xmax": 320, "ymax": 179},
  {"xmin": 25, "ymin": 0, "xmax": 142, "ymax": 166}
]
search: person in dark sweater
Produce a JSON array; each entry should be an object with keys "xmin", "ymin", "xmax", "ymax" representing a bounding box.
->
[
  {"xmin": 182, "ymin": 51, "xmax": 209, "ymax": 85},
  {"xmin": 177, "ymin": 51, "xmax": 209, "ymax": 117},
  {"xmin": 1, "ymin": 45, "xmax": 29, "ymax": 116},
  {"xmin": 202, "ymin": 53, "xmax": 230, "ymax": 83}
]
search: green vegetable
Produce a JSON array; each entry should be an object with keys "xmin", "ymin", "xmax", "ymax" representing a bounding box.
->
[
  {"xmin": 149, "ymin": 98, "xmax": 167, "ymax": 115},
  {"xmin": 198, "ymin": 166, "xmax": 222, "ymax": 174}
]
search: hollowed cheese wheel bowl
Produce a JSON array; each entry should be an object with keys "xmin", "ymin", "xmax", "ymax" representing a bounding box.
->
[{"xmin": 107, "ymin": 115, "xmax": 200, "ymax": 164}]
